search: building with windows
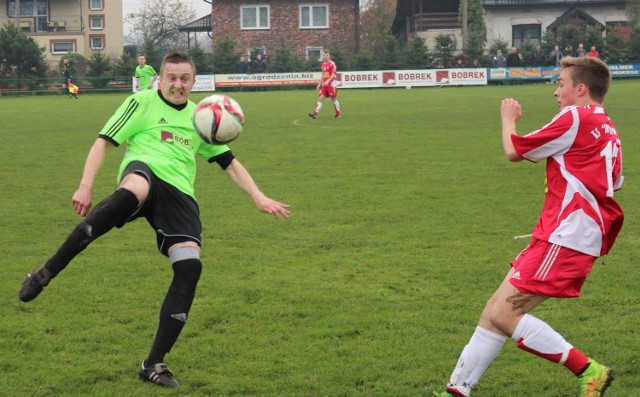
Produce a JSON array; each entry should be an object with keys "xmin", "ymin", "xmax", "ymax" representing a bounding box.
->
[
  {"xmin": 483, "ymin": 0, "xmax": 627, "ymax": 48},
  {"xmin": 393, "ymin": 0, "xmax": 628, "ymax": 51},
  {"xmin": 208, "ymin": 0, "xmax": 360, "ymax": 63},
  {"xmin": 0, "ymin": 0, "xmax": 123, "ymax": 68}
]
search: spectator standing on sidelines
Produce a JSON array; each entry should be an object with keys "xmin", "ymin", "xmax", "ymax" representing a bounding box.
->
[
  {"xmin": 235, "ymin": 55, "xmax": 249, "ymax": 74},
  {"xmin": 491, "ymin": 50, "xmax": 506, "ymax": 67},
  {"xmin": 254, "ymin": 54, "xmax": 267, "ymax": 74},
  {"xmin": 565, "ymin": 45, "xmax": 576, "ymax": 57},
  {"xmin": 588, "ymin": 46, "xmax": 600, "ymax": 58},
  {"xmin": 548, "ymin": 44, "xmax": 564, "ymax": 84},
  {"xmin": 549, "ymin": 45, "xmax": 564, "ymax": 66},
  {"xmin": 253, "ymin": 54, "xmax": 267, "ymax": 91},
  {"xmin": 434, "ymin": 55, "xmax": 623, "ymax": 397},
  {"xmin": 506, "ymin": 47, "xmax": 521, "ymax": 67},
  {"xmin": 531, "ymin": 44, "xmax": 546, "ymax": 66},
  {"xmin": 506, "ymin": 48, "xmax": 522, "ymax": 84},
  {"xmin": 235, "ymin": 55, "xmax": 249, "ymax": 91},
  {"xmin": 576, "ymin": 43, "xmax": 587, "ymax": 57}
]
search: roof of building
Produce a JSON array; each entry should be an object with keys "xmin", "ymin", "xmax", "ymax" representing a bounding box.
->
[
  {"xmin": 178, "ymin": 14, "xmax": 212, "ymax": 33},
  {"xmin": 547, "ymin": 5, "xmax": 606, "ymax": 29},
  {"xmin": 481, "ymin": 0, "xmax": 626, "ymax": 6}
]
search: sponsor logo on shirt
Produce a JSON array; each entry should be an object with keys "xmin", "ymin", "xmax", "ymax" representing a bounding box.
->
[{"xmin": 161, "ymin": 130, "xmax": 193, "ymax": 149}]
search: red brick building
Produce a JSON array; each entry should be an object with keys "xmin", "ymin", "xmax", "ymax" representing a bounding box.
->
[{"xmin": 211, "ymin": 0, "xmax": 360, "ymax": 63}]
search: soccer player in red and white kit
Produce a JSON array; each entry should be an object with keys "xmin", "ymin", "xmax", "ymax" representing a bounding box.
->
[
  {"xmin": 308, "ymin": 50, "xmax": 341, "ymax": 119},
  {"xmin": 435, "ymin": 56, "xmax": 623, "ymax": 397}
]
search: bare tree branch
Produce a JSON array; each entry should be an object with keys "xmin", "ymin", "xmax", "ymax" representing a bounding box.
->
[{"xmin": 125, "ymin": 0, "xmax": 197, "ymax": 53}]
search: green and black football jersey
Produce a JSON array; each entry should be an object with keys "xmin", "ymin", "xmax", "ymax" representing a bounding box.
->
[{"xmin": 99, "ymin": 90, "xmax": 230, "ymax": 200}]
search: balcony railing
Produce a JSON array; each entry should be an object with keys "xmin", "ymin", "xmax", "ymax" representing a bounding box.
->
[
  {"xmin": 0, "ymin": 15, "xmax": 81, "ymax": 33},
  {"xmin": 412, "ymin": 12, "xmax": 460, "ymax": 32}
]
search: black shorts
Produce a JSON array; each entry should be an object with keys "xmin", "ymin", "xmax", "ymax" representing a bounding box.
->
[{"xmin": 122, "ymin": 161, "xmax": 202, "ymax": 256}]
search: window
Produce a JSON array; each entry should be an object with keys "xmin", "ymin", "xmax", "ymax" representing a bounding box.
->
[
  {"xmin": 241, "ymin": 5, "xmax": 269, "ymax": 30},
  {"xmin": 89, "ymin": 0, "xmax": 103, "ymax": 11},
  {"xmin": 512, "ymin": 24, "xmax": 541, "ymax": 48},
  {"xmin": 90, "ymin": 16, "xmax": 104, "ymax": 30},
  {"xmin": 51, "ymin": 41, "xmax": 76, "ymax": 54},
  {"xmin": 8, "ymin": 0, "xmax": 49, "ymax": 32},
  {"xmin": 90, "ymin": 35, "xmax": 105, "ymax": 49},
  {"xmin": 306, "ymin": 47, "xmax": 323, "ymax": 61},
  {"xmin": 300, "ymin": 5, "xmax": 328, "ymax": 29}
]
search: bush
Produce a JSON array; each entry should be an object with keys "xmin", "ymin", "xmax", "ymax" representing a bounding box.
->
[{"xmin": 87, "ymin": 51, "xmax": 112, "ymax": 89}]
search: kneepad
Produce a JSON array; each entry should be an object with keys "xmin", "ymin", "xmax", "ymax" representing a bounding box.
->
[
  {"xmin": 170, "ymin": 247, "xmax": 202, "ymax": 288},
  {"xmin": 169, "ymin": 246, "xmax": 200, "ymax": 263}
]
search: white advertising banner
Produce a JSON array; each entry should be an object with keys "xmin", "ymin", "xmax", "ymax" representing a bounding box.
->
[
  {"xmin": 215, "ymin": 72, "xmax": 321, "ymax": 87},
  {"xmin": 337, "ymin": 69, "xmax": 486, "ymax": 88},
  {"xmin": 130, "ymin": 69, "xmax": 488, "ymax": 92},
  {"xmin": 335, "ymin": 71, "xmax": 383, "ymax": 88},
  {"xmin": 435, "ymin": 68, "xmax": 488, "ymax": 86},
  {"xmin": 192, "ymin": 74, "xmax": 216, "ymax": 91},
  {"xmin": 384, "ymin": 70, "xmax": 436, "ymax": 87}
]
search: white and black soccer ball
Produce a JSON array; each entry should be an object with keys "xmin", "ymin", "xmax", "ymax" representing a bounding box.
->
[{"xmin": 193, "ymin": 94, "xmax": 245, "ymax": 144}]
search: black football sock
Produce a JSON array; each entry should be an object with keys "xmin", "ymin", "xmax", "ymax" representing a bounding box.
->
[
  {"xmin": 44, "ymin": 189, "xmax": 139, "ymax": 275},
  {"xmin": 146, "ymin": 259, "xmax": 202, "ymax": 365}
]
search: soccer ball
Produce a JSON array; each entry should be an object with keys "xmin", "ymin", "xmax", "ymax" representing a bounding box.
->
[{"xmin": 193, "ymin": 94, "xmax": 245, "ymax": 144}]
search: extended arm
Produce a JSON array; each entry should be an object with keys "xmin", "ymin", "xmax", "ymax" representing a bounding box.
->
[
  {"xmin": 501, "ymin": 98, "xmax": 524, "ymax": 162},
  {"xmin": 224, "ymin": 158, "xmax": 290, "ymax": 220},
  {"xmin": 72, "ymin": 137, "xmax": 110, "ymax": 216}
]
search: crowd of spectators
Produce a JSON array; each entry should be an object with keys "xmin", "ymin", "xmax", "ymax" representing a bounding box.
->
[{"xmin": 453, "ymin": 42, "xmax": 601, "ymax": 69}]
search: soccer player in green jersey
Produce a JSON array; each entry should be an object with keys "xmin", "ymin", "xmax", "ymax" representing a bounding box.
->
[
  {"xmin": 134, "ymin": 54, "xmax": 158, "ymax": 91},
  {"xmin": 19, "ymin": 52, "xmax": 290, "ymax": 388}
]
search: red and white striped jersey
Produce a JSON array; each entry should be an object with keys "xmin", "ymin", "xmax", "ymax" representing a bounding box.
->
[
  {"xmin": 321, "ymin": 61, "xmax": 336, "ymax": 84},
  {"xmin": 512, "ymin": 105, "xmax": 624, "ymax": 257}
]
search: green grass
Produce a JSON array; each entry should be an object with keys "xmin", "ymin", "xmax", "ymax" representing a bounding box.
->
[{"xmin": 1, "ymin": 81, "xmax": 639, "ymax": 396}]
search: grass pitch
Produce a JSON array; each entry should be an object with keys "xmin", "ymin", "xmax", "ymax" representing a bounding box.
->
[{"xmin": 1, "ymin": 81, "xmax": 639, "ymax": 396}]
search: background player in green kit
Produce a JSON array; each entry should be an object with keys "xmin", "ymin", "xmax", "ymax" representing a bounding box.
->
[
  {"xmin": 134, "ymin": 54, "xmax": 158, "ymax": 91},
  {"xmin": 19, "ymin": 52, "xmax": 290, "ymax": 388}
]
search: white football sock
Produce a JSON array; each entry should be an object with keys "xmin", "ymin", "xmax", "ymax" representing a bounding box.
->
[
  {"xmin": 314, "ymin": 102, "xmax": 323, "ymax": 113},
  {"xmin": 334, "ymin": 100, "xmax": 341, "ymax": 113},
  {"xmin": 448, "ymin": 326, "xmax": 506, "ymax": 393},
  {"xmin": 512, "ymin": 313, "xmax": 572, "ymax": 363}
]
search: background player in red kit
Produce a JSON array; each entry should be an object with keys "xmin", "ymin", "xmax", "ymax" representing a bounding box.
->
[
  {"xmin": 435, "ymin": 55, "xmax": 623, "ymax": 397},
  {"xmin": 309, "ymin": 50, "xmax": 341, "ymax": 119}
]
